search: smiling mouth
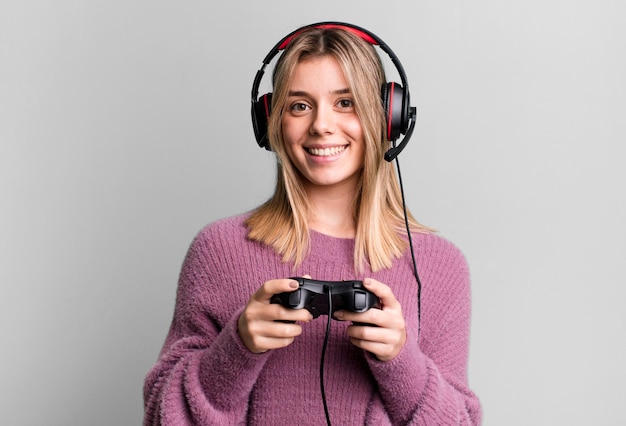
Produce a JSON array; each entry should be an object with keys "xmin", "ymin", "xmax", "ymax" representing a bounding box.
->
[{"xmin": 306, "ymin": 145, "xmax": 347, "ymax": 157}]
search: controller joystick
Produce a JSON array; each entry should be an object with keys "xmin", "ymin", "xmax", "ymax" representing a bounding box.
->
[{"xmin": 271, "ymin": 277, "xmax": 380, "ymax": 318}]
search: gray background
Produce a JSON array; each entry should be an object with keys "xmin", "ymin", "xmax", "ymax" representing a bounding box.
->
[{"xmin": 1, "ymin": 1, "xmax": 624, "ymax": 425}]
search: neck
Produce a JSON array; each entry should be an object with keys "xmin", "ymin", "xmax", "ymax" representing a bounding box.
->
[{"xmin": 304, "ymin": 181, "xmax": 357, "ymax": 239}]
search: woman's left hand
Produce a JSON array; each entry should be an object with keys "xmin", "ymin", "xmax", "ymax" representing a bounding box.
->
[{"xmin": 333, "ymin": 278, "xmax": 406, "ymax": 362}]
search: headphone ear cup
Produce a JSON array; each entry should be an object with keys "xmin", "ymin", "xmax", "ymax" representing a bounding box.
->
[
  {"xmin": 252, "ymin": 93, "xmax": 273, "ymax": 150},
  {"xmin": 381, "ymin": 82, "xmax": 409, "ymax": 141}
]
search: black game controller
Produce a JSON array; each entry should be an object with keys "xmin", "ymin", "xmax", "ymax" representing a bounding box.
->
[{"xmin": 271, "ymin": 277, "xmax": 380, "ymax": 318}]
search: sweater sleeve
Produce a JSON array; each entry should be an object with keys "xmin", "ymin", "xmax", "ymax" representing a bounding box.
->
[
  {"xmin": 366, "ymin": 237, "xmax": 482, "ymax": 425},
  {"xmin": 143, "ymin": 231, "xmax": 270, "ymax": 425}
]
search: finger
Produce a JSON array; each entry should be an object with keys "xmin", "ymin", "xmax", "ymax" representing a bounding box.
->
[
  {"xmin": 347, "ymin": 324, "xmax": 406, "ymax": 361},
  {"xmin": 334, "ymin": 307, "xmax": 382, "ymax": 326},
  {"xmin": 348, "ymin": 321, "xmax": 401, "ymax": 343},
  {"xmin": 243, "ymin": 322, "xmax": 303, "ymax": 353},
  {"xmin": 349, "ymin": 338, "xmax": 400, "ymax": 362},
  {"xmin": 250, "ymin": 319, "xmax": 305, "ymax": 340},
  {"xmin": 252, "ymin": 278, "xmax": 299, "ymax": 304},
  {"xmin": 271, "ymin": 303, "xmax": 314, "ymax": 323},
  {"xmin": 363, "ymin": 278, "xmax": 401, "ymax": 310},
  {"xmin": 239, "ymin": 308, "xmax": 307, "ymax": 353},
  {"xmin": 244, "ymin": 294, "xmax": 312, "ymax": 324}
]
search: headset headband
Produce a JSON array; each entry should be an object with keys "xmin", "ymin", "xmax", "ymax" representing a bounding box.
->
[{"xmin": 251, "ymin": 22, "xmax": 409, "ymax": 104}]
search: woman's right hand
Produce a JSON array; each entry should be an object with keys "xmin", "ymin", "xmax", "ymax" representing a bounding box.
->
[{"xmin": 238, "ymin": 278, "xmax": 313, "ymax": 353}]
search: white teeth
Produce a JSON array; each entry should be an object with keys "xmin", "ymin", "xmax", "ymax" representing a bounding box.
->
[{"xmin": 307, "ymin": 146, "xmax": 346, "ymax": 156}]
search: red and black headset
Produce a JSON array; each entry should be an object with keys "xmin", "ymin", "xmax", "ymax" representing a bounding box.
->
[{"xmin": 250, "ymin": 21, "xmax": 417, "ymax": 162}]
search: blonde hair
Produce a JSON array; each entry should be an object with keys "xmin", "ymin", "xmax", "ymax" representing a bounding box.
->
[{"xmin": 246, "ymin": 26, "xmax": 431, "ymax": 273}]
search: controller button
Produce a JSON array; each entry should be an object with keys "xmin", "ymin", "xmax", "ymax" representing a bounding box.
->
[
  {"xmin": 289, "ymin": 291, "xmax": 301, "ymax": 306},
  {"xmin": 354, "ymin": 291, "xmax": 367, "ymax": 310}
]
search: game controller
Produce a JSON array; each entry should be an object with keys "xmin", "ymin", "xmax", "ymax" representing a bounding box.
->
[{"xmin": 271, "ymin": 277, "xmax": 380, "ymax": 318}]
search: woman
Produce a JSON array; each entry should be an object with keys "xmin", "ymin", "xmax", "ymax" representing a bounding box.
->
[{"xmin": 144, "ymin": 23, "xmax": 481, "ymax": 425}]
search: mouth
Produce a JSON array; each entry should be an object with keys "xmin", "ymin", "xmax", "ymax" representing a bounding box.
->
[{"xmin": 305, "ymin": 145, "xmax": 347, "ymax": 157}]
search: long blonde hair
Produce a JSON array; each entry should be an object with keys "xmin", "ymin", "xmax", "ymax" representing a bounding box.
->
[{"xmin": 246, "ymin": 26, "xmax": 431, "ymax": 273}]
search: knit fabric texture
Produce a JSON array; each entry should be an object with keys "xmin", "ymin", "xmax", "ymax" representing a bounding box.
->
[{"xmin": 143, "ymin": 214, "xmax": 482, "ymax": 425}]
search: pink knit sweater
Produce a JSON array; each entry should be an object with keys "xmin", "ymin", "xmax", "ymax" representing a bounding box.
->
[{"xmin": 143, "ymin": 214, "xmax": 482, "ymax": 425}]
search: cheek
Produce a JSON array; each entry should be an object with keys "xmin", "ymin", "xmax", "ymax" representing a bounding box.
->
[
  {"xmin": 280, "ymin": 122, "xmax": 300, "ymax": 165},
  {"xmin": 346, "ymin": 118, "xmax": 365, "ymax": 151},
  {"xmin": 345, "ymin": 115, "xmax": 364, "ymax": 138},
  {"xmin": 281, "ymin": 118, "xmax": 300, "ymax": 147}
]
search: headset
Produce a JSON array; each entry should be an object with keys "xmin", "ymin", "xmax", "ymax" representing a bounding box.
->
[{"xmin": 250, "ymin": 21, "xmax": 417, "ymax": 162}]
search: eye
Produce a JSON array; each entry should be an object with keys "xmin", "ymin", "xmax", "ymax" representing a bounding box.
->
[
  {"xmin": 290, "ymin": 102, "xmax": 310, "ymax": 113},
  {"xmin": 337, "ymin": 98, "xmax": 354, "ymax": 109}
]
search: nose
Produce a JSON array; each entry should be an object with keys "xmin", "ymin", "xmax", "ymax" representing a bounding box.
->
[{"xmin": 309, "ymin": 104, "xmax": 335, "ymax": 136}]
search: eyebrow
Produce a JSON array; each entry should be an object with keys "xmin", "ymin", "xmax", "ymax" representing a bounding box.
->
[{"xmin": 287, "ymin": 88, "xmax": 351, "ymax": 97}]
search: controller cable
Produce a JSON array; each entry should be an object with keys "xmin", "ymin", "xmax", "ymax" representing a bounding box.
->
[
  {"xmin": 318, "ymin": 150, "xmax": 422, "ymax": 426},
  {"xmin": 320, "ymin": 285, "xmax": 333, "ymax": 425},
  {"xmin": 393, "ymin": 154, "xmax": 423, "ymax": 336}
]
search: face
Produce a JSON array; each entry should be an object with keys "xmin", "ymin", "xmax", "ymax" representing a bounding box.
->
[{"xmin": 281, "ymin": 55, "xmax": 365, "ymax": 194}]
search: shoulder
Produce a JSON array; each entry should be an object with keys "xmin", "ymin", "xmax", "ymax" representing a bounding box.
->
[
  {"xmin": 413, "ymin": 231, "xmax": 468, "ymax": 265},
  {"xmin": 410, "ymin": 231, "xmax": 470, "ymax": 281},
  {"xmin": 195, "ymin": 213, "xmax": 251, "ymax": 243},
  {"xmin": 184, "ymin": 213, "xmax": 253, "ymax": 261}
]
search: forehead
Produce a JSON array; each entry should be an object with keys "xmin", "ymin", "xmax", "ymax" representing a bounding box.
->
[{"xmin": 288, "ymin": 56, "xmax": 348, "ymax": 90}]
